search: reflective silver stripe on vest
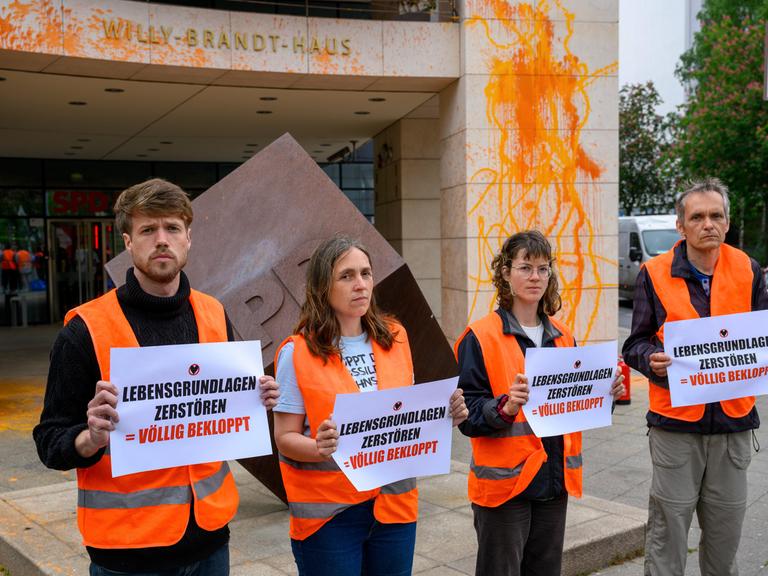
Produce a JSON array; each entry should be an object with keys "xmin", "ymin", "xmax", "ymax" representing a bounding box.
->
[
  {"xmin": 78, "ymin": 485, "xmax": 192, "ymax": 509},
  {"xmin": 470, "ymin": 457, "xmax": 525, "ymax": 480},
  {"xmin": 279, "ymin": 453, "xmax": 341, "ymax": 472},
  {"xmin": 489, "ymin": 421, "xmax": 534, "ymax": 439},
  {"xmin": 566, "ymin": 454, "xmax": 583, "ymax": 469},
  {"xmin": 289, "ymin": 501, "xmax": 354, "ymax": 519},
  {"xmin": 380, "ymin": 478, "xmax": 416, "ymax": 495},
  {"xmin": 193, "ymin": 462, "xmax": 231, "ymax": 500}
]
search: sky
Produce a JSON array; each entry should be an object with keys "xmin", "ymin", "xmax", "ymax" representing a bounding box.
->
[{"xmin": 619, "ymin": 0, "xmax": 692, "ymax": 115}]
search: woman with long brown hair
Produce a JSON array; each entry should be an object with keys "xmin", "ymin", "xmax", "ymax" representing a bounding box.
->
[
  {"xmin": 456, "ymin": 230, "xmax": 624, "ymax": 575},
  {"xmin": 273, "ymin": 235, "xmax": 467, "ymax": 576}
]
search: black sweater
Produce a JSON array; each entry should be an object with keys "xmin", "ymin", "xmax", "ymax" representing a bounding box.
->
[{"xmin": 33, "ymin": 268, "xmax": 233, "ymax": 572}]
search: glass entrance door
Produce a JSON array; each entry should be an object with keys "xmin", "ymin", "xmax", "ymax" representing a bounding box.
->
[{"xmin": 48, "ymin": 219, "xmax": 122, "ymax": 321}]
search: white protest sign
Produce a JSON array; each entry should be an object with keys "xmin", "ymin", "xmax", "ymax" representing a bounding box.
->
[
  {"xmin": 522, "ymin": 341, "xmax": 617, "ymax": 437},
  {"xmin": 331, "ymin": 377, "xmax": 457, "ymax": 491},
  {"xmin": 110, "ymin": 340, "xmax": 272, "ymax": 477},
  {"xmin": 665, "ymin": 310, "xmax": 768, "ymax": 407}
]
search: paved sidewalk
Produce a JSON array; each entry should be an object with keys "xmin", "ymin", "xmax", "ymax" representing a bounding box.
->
[
  {"xmin": 584, "ymin": 381, "xmax": 768, "ymax": 576},
  {"xmin": 0, "ymin": 457, "xmax": 648, "ymax": 576},
  {"xmin": 10, "ymin": 323, "xmax": 767, "ymax": 575}
]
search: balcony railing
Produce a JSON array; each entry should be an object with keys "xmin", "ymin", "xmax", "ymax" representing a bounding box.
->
[{"xmin": 147, "ymin": 0, "xmax": 458, "ymax": 22}]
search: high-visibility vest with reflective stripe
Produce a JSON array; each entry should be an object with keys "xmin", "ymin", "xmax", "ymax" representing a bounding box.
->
[
  {"xmin": 65, "ymin": 288, "xmax": 239, "ymax": 549},
  {"xmin": 644, "ymin": 242, "xmax": 755, "ymax": 421},
  {"xmin": 276, "ymin": 326, "xmax": 418, "ymax": 541},
  {"xmin": 455, "ymin": 312, "xmax": 582, "ymax": 507}
]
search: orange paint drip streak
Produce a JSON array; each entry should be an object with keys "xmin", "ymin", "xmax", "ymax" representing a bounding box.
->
[{"xmin": 467, "ymin": 1, "xmax": 617, "ymax": 342}]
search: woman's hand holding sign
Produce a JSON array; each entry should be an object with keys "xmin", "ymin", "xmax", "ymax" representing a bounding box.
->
[
  {"xmin": 258, "ymin": 375, "xmax": 280, "ymax": 410},
  {"xmin": 503, "ymin": 374, "xmax": 530, "ymax": 417},
  {"xmin": 316, "ymin": 418, "xmax": 339, "ymax": 459},
  {"xmin": 449, "ymin": 388, "xmax": 469, "ymax": 426},
  {"xmin": 610, "ymin": 371, "xmax": 626, "ymax": 400}
]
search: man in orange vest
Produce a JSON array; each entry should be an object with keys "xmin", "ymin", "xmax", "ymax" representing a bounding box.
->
[
  {"xmin": 15, "ymin": 247, "xmax": 33, "ymax": 290},
  {"xmin": 33, "ymin": 179, "xmax": 279, "ymax": 575},
  {"xmin": 623, "ymin": 178, "xmax": 768, "ymax": 576},
  {"xmin": 1, "ymin": 243, "xmax": 18, "ymax": 294}
]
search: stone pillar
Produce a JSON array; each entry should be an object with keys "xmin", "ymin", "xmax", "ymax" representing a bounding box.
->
[
  {"xmin": 374, "ymin": 106, "xmax": 442, "ymax": 323},
  {"xmin": 439, "ymin": 0, "xmax": 619, "ymax": 345}
]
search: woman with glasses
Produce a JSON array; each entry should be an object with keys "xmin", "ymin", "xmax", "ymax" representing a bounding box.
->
[
  {"xmin": 455, "ymin": 230, "xmax": 624, "ymax": 576},
  {"xmin": 273, "ymin": 235, "xmax": 468, "ymax": 576}
]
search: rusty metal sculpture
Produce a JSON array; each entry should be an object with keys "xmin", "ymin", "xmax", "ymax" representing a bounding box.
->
[{"xmin": 105, "ymin": 133, "xmax": 457, "ymax": 501}]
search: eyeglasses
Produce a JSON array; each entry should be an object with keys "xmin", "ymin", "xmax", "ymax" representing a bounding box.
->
[{"xmin": 509, "ymin": 264, "xmax": 552, "ymax": 278}]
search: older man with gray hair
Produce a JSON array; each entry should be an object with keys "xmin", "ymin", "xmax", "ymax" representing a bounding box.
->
[{"xmin": 623, "ymin": 177, "xmax": 768, "ymax": 576}]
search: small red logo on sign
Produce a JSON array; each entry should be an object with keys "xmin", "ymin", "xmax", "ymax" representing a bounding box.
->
[{"xmin": 189, "ymin": 364, "xmax": 200, "ymax": 376}]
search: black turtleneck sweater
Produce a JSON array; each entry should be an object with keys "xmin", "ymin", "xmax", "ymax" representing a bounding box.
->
[{"xmin": 33, "ymin": 268, "xmax": 233, "ymax": 572}]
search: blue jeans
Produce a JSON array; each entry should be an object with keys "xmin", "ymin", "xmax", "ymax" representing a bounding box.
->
[
  {"xmin": 291, "ymin": 500, "xmax": 416, "ymax": 576},
  {"xmin": 89, "ymin": 543, "xmax": 229, "ymax": 576}
]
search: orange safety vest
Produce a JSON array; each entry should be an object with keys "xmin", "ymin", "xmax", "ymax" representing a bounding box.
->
[
  {"xmin": 1, "ymin": 249, "xmax": 16, "ymax": 270},
  {"xmin": 455, "ymin": 312, "xmax": 582, "ymax": 508},
  {"xmin": 644, "ymin": 241, "xmax": 755, "ymax": 421},
  {"xmin": 16, "ymin": 249, "xmax": 31, "ymax": 270},
  {"xmin": 64, "ymin": 289, "xmax": 239, "ymax": 549},
  {"xmin": 276, "ymin": 325, "xmax": 419, "ymax": 541}
]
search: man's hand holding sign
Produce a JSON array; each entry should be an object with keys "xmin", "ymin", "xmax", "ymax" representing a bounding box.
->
[
  {"xmin": 664, "ymin": 310, "xmax": 768, "ymax": 407},
  {"xmin": 108, "ymin": 340, "xmax": 277, "ymax": 477},
  {"xmin": 79, "ymin": 366, "xmax": 278, "ymax": 461}
]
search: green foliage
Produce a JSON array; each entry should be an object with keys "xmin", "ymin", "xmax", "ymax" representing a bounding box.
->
[
  {"xmin": 673, "ymin": 0, "xmax": 768, "ymax": 256},
  {"xmin": 619, "ymin": 81, "xmax": 676, "ymax": 215},
  {"xmin": 698, "ymin": 0, "xmax": 768, "ymax": 22}
]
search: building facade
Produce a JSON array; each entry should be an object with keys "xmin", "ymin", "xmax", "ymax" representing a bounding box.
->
[{"xmin": 1, "ymin": 0, "xmax": 618, "ymax": 345}]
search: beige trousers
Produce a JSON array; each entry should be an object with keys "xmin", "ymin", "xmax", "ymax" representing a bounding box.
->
[{"xmin": 644, "ymin": 427, "xmax": 752, "ymax": 576}]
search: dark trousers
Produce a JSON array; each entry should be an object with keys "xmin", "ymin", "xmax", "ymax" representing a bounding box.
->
[
  {"xmin": 472, "ymin": 494, "xmax": 568, "ymax": 576},
  {"xmin": 89, "ymin": 544, "xmax": 229, "ymax": 576}
]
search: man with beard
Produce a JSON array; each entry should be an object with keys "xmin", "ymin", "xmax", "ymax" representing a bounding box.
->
[{"xmin": 34, "ymin": 179, "xmax": 279, "ymax": 575}]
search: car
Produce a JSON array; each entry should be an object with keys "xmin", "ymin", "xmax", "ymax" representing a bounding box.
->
[{"xmin": 619, "ymin": 215, "xmax": 680, "ymax": 301}]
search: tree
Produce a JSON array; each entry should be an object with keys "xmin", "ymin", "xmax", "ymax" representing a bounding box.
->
[
  {"xmin": 619, "ymin": 82, "xmax": 675, "ymax": 215},
  {"xmin": 673, "ymin": 0, "xmax": 768, "ymax": 256}
]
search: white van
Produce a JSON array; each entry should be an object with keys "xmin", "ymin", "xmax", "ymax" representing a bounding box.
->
[{"xmin": 619, "ymin": 215, "xmax": 680, "ymax": 301}]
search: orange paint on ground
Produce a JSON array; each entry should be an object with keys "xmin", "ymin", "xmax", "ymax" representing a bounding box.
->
[
  {"xmin": 466, "ymin": 0, "xmax": 618, "ymax": 341},
  {"xmin": 0, "ymin": 378, "xmax": 45, "ymax": 433}
]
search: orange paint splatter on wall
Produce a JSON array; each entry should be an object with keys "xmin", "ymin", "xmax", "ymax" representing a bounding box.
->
[
  {"xmin": 466, "ymin": 0, "xmax": 617, "ymax": 341},
  {"xmin": 0, "ymin": 0, "xmax": 61, "ymax": 53}
]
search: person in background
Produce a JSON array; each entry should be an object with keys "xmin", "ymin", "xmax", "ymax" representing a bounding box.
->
[
  {"xmin": 1, "ymin": 243, "xmax": 18, "ymax": 294},
  {"xmin": 273, "ymin": 235, "xmax": 468, "ymax": 576},
  {"xmin": 15, "ymin": 246, "xmax": 33, "ymax": 290}
]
